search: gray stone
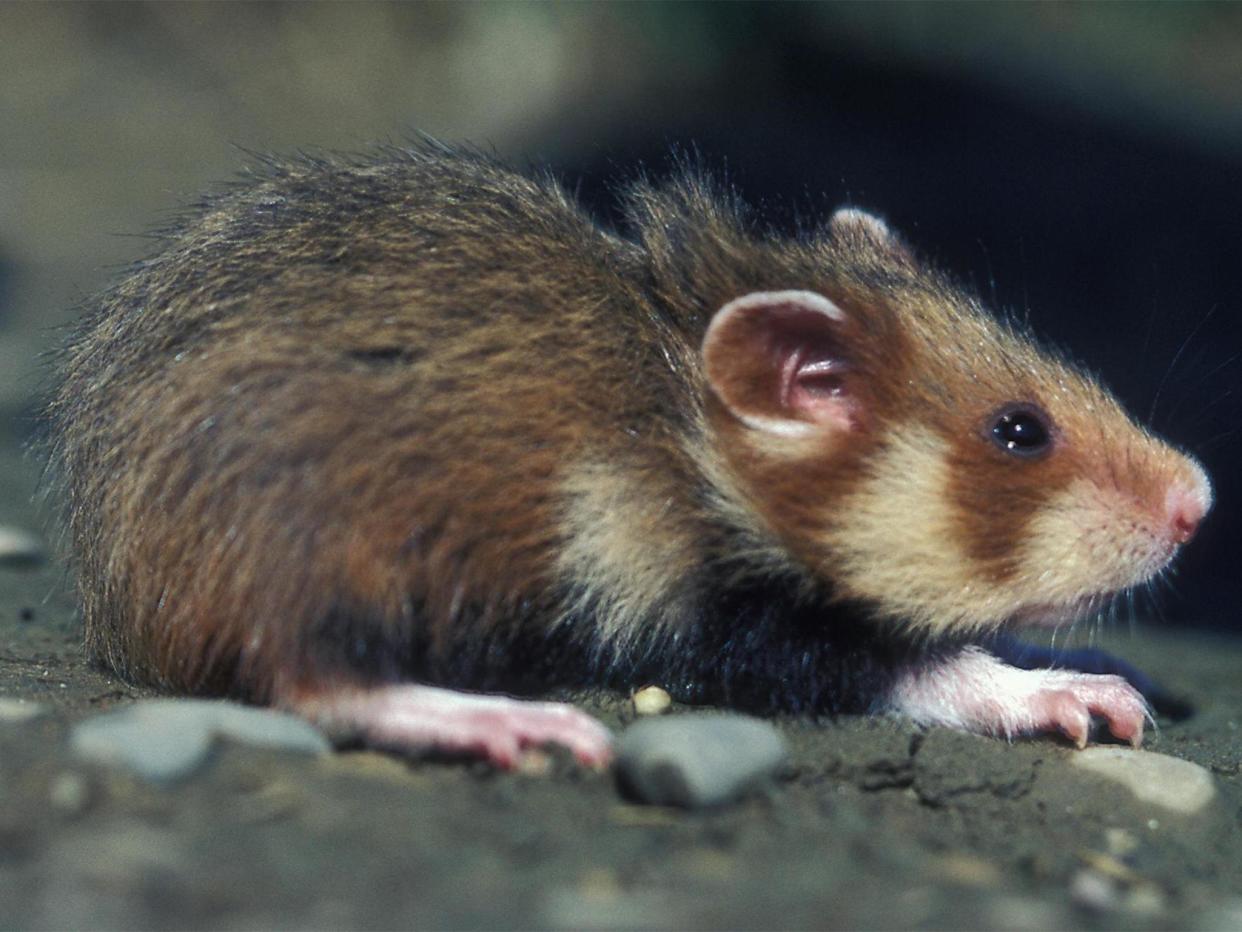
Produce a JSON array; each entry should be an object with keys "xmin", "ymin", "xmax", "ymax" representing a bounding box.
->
[
  {"xmin": 70, "ymin": 699, "xmax": 330, "ymax": 782},
  {"xmin": 0, "ymin": 697, "xmax": 47, "ymax": 722},
  {"xmin": 0, "ymin": 525, "xmax": 45, "ymax": 567},
  {"xmin": 615, "ymin": 713, "xmax": 787, "ymax": 808},
  {"xmin": 47, "ymin": 772, "xmax": 91, "ymax": 815},
  {"xmin": 1071, "ymin": 747, "xmax": 1216, "ymax": 815}
]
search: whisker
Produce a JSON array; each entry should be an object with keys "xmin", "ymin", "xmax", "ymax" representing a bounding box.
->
[
  {"xmin": 1148, "ymin": 304, "xmax": 1217, "ymax": 426},
  {"xmin": 1140, "ymin": 284, "xmax": 1158, "ymax": 368},
  {"xmin": 1188, "ymin": 352, "xmax": 1239, "ymax": 389}
]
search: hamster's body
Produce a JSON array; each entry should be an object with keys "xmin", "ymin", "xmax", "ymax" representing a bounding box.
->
[{"xmin": 48, "ymin": 145, "xmax": 1211, "ymax": 766}]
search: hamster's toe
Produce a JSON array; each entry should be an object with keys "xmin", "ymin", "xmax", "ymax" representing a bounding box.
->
[{"xmin": 1026, "ymin": 673, "xmax": 1149, "ymax": 748}]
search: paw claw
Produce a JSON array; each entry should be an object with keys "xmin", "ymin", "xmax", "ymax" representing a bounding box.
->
[
  {"xmin": 1047, "ymin": 690, "xmax": 1091, "ymax": 748},
  {"xmin": 1035, "ymin": 674, "xmax": 1149, "ymax": 749}
]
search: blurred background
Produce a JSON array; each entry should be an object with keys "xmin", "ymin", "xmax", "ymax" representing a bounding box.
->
[{"xmin": 0, "ymin": 2, "xmax": 1238, "ymax": 629}]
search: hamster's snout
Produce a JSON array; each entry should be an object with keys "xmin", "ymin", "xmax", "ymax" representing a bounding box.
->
[{"xmin": 1164, "ymin": 464, "xmax": 1212, "ymax": 546}]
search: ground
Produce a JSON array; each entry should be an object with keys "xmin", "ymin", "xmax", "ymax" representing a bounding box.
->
[{"xmin": 2, "ymin": 423, "xmax": 1241, "ymax": 931}]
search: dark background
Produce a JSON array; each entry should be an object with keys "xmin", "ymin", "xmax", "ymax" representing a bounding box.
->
[{"xmin": 1, "ymin": 3, "xmax": 1237, "ymax": 628}]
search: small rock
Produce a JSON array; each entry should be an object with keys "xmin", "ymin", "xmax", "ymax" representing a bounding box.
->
[
  {"xmin": 0, "ymin": 526, "xmax": 45, "ymax": 567},
  {"xmin": 0, "ymin": 697, "xmax": 47, "ymax": 723},
  {"xmin": 1078, "ymin": 849, "xmax": 1139, "ymax": 884},
  {"xmin": 48, "ymin": 772, "xmax": 91, "ymax": 815},
  {"xmin": 615, "ymin": 713, "xmax": 786, "ymax": 808},
  {"xmin": 70, "ymin": 699, "xmax": 330, "ymax": 782},
  {"xmin": 515, "ymin": 748, "xmax": 553, "ymax": 777},
  {"xmin": 1071, "ymin": 747, "xmax": 1216, "ymax": 815},
  {"xmin": 1104, "ymin": 827, "xmax": 1139, "ymax": 857},
  {"xmin": 1124, "ymin": 883, "xmax": 1167, "ymax": 918},
  {"xmin": 1071, "ymin": 868, "xmax": 1120, "ymax": 912},
  {"xmin": 577, "ymin": 867, "xmax": 622, "ymax": 901},
  {"xmin": 933, "ymin": 852, "xmax": 1001, "ymax": 887},
  {"xmin": 631, "ymin": 685, "xmax": 672, "ymax": 716}
]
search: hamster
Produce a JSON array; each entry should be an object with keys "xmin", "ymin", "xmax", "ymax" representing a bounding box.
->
[{"xmin": 46, "ymin": 144, "xmax": 1212, "ymax": 768}]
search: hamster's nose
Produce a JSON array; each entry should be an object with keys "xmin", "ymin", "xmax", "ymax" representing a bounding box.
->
[{"xmin": 1165, "ymin": 466, "xmax": 1212, "ymax": 545}]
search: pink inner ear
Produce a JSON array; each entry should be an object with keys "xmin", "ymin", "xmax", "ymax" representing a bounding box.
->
[
  {"xmin": 703, "ymin": 289, "xmax": 860, "ymax": 436},
  {"xmin": 780, "ymin": 347, "xmax": 855, "ymax": 432}
]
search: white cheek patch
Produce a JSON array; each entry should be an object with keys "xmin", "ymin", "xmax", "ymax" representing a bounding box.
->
[
  {"xmin": 1018, "ymin": 479, "xmax": 1168, "ymax": 605},
  {"xmin": 827, "ymin": 426, "xmax": 1015, "ymax": 632}
]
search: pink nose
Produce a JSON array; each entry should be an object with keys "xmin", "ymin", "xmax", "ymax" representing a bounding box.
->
[{"xmin": 1165, "ymin": 476, "xmax": 1211, "ymax": 545}]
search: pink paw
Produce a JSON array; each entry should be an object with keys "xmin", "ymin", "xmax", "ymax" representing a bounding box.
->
[
  {"xmin": 285, "ymin": 684, "xmax": 614, "ymax": 770},
  {"xmin": 1021, "ymin": 672, "xmax": 1149, "ymax": 748},
  {"xmin": 415, "ymin": 694, "xmax": 615, "ymax": 769},
  {"xmin": 889, "ymin": 647, "xmax": 1153, "ymax": 749}
]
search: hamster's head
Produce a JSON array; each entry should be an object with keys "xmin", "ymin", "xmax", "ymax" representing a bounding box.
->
[{"xmin": 695, "ymin": 207, "xmax": 1212, "ymax": 636}]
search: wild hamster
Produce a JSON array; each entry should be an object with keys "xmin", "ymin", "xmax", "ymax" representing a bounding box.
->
[{"xmin": 47, "ymin": 144, "xmax": 1212, "ymax": 767}]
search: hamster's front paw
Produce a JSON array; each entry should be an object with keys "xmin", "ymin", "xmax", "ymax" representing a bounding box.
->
[{"xmin": 889, "ymin": 646, "xmax": 1151, "ymax": 748}]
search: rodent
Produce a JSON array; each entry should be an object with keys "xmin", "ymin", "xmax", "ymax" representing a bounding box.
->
[{"xmin": 46, "ymin": 144, "xmax": 1212, "ymax": 767}]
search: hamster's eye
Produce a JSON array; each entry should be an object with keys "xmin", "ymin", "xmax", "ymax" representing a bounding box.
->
[{"xmin": 989, "ymin": 405, "xmax": 1052, "ymax": 458}]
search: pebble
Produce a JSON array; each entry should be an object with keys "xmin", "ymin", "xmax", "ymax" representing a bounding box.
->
[
  {"xmin": 1078, "ymin": 850, "xmax": 1139, "ymax": 884},
  {"xmin": 1124, "ymin": 883, "xmax": 1167, "ymax": 918},
  {"xmin": 70, "ymin": 699, "xmax": 331, "ymax": 782},
  {"xmin": 1104, "ymin": 827, "xmax": 1139, "ymax": 857},
  {"xmin": 1070, "ymin": 747, "xmax": 1216, "ymax": 815},
  {"xmin": 0, "ymin": 697, "xmax": 47, "ymax": 723},
  {"xmin": 1070, "ymin": 868, "xmax": 1120, "ymax": 912},
  {"xmin": 0, "ymin": 525, "xmax": 46, "ymax": 567},
  {"xmin": 614, "ymin": 713, "xmax": 786, "ymax": 808},
  {"xmin": 48, "ymin": 772, "xmax": 91, "ymax": 815},
  {"xmin": 631, "ymin": 685, "xmax": 672, "ymax": 716},
  {"xmin": 933, "ymin": 852, "xmax": 1001, "ymax": 887}
]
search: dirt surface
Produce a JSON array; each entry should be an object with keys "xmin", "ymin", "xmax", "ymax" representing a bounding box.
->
[{"xmin": 3, "ymin": 424, "xmax": 1242, "ymax": 931}]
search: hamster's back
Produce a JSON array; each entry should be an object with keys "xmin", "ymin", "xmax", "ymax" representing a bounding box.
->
[{"xmin": 48, "ymin": 147, "xmax": 698, "ymax": 698}]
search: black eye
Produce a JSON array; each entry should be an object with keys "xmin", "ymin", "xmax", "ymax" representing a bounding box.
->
[{"xmin": 989, "ymin": 405, "xmax": 1052, "ymax": 458}]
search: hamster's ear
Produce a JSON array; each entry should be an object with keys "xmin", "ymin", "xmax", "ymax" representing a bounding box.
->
[
  {"xmin": 702, "ymin": 290, "xmax": 858, "ymax": 437},
  {"xmin": 829, "ymin": 207, "xmax": 912, "ymax": 261}
]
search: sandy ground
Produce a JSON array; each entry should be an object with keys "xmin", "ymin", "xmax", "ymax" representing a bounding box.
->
[{"xmin": 3, "ymin": 423, "xmax": 1242, "ymax": 931}]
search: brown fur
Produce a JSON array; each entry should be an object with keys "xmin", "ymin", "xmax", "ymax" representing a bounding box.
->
[{"xmin": 46, "ymin": 143, "xmax": 1207, "ymax": 708}]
